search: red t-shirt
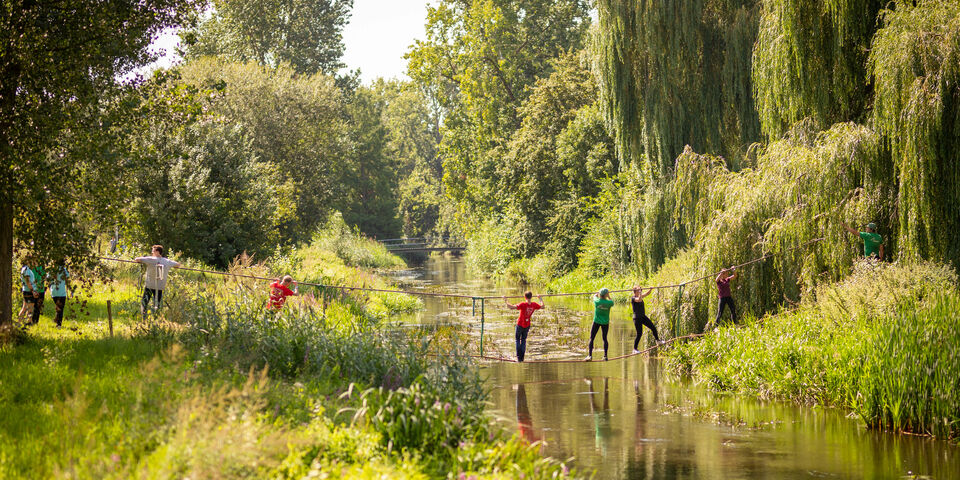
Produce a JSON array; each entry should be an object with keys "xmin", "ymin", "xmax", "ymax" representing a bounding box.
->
[
  {"xmin": 269, "ymin": 281, "xmax": 295, "ymax": 310},
  {"xmin": 514, "ymin": 301, "xmax": 542, "ymax": 328}
]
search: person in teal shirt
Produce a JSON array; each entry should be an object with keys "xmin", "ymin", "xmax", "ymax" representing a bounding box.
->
[
  {"xmin": 841, "ymin": 220, "xmax": 884, "ymax": 260},
  {"xmin": 18, "ymin": 256, "xmax": 39, "ymax": 324},
  {"xmin": 29, "ymin": 263, "xmax": 47, "ymax": 325},
  {"xmin": 585, "ymin": 288, "xmax": 614, "ymax": 361},
  {"xmin": 50, "ymin": 266, "xmax": 69, "ymax": 327}
]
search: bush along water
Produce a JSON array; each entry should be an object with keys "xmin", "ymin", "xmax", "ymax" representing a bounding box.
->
[{"xmin": 663, "ymin": 262, "xmax": 960, "ymax": 441}]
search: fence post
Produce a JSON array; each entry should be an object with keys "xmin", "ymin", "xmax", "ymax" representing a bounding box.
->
[
  {"xmin": 107, "ymin": 300, "xmax": 113, "ymax": 337},
  {"xmin": 479, "ymin": 298, "xmax": 485, "ymax": 357},
  {"xmin": 674, "ymin": 285, "xmax": 684, "ymax": 338}
]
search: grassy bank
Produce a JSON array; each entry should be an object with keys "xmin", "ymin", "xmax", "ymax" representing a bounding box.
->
[
  {"xmin": 663, "ymin": 262, "xmax": 960, "ymax": 441},
  {"xmin": 0, "ymin": 227, "xmax": 575, "ymax": 478}
]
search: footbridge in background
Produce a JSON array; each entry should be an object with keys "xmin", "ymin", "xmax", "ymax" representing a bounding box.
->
[{"xmin": 378, "ymin": 237, "xmax": 466, "ymax": 254}]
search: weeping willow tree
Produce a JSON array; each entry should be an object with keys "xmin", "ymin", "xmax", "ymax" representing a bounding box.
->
[
  {"xmin": 870, "ymin": 0, "xmax": 960, "ymax": 268},
  {"xmin": 752, "ymin": 0, "xmax": 881, "ymax": 139},
  {"xmin": 594, "ymin": 0, "xmax": 762, "ymax": 181}
]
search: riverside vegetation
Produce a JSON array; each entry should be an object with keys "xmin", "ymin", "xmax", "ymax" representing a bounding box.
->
[{"xmin": 0, "ymin": 225, "xmax": 574, "ymax": 479}]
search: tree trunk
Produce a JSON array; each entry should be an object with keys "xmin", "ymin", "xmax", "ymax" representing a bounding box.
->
[{"xmin": 0, "ymin": 199, "xmax": 12, "ymax": 325}]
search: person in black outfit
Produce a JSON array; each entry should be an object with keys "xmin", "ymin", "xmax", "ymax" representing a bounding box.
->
[{"xmin": 631, "ymin": 286, "xmax": 660, "ymax": 353}]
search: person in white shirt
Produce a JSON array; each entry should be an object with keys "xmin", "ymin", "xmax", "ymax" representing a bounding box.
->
[{"xmin": 135, "ymin": 245, "xmax": 181, "ymax": 318}]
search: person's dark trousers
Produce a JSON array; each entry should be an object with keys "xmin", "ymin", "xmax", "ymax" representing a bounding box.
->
[
  {"xmin": 141, "ymin": 288, "xmax": 164, "ymax": 317},
  {"xmin": 633, "ymin": 315, "xmax": 660, "ymax": 350},
  {"xmin": 716, "ymin": 296, "xmax": 737, "ymax": 325},
  {"xmin": 53, "ymin": 296, "xmax": 66, "ymax": 326},
  {"xmin": 31, "ymin": 291, "xmax": 45, "ymax": 324},
  {"xmin": 515, "ymin": 325, "xmax": 530, "ymax": 362},
  {"xmin": 588, "ymin": 322, "xmax": 610, "ymax": 357}
]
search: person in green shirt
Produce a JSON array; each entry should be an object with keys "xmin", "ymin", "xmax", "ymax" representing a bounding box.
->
[
  {"xmin": 585, "ymin": 288, "xmax": 614, "ymax": 361},
  {"xmin": 841, "ymin": 221, "xmax": 884, "ymax": 260}
]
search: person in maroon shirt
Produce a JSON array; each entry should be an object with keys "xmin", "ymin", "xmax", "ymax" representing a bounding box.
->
[
  {"xmin": 504, "ymin": 291, "xmax": 544, "ymax": 362},
  {"xmin": 714, "ymin": 267, "xmax": 738, "ymax": 326},
  {"xmin": 268, "ymin": 275, "xmax": 298, "ymax": 311}
]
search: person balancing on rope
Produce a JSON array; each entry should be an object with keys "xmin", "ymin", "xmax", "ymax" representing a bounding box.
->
[
  {"xmin": 135, "ymin": 245, "xmax": 181, "ymax": 318},
  {"xmin": 631, "ymin": 286, "xmax": 661, "ymax": 353},
  {"xmin": 840, "ymin": 220, "xmax": 884, "ymax": 261},
  {"xmin": 504, "ymin": 291, "xmax": 544, "ymax": 363},
  {"xmin": 586, "ymin": 288, "xmax": 614, "ymax": 361},
  {"xmin": 269, "ymin": 275, "xmax": 299, "ymax": 311},
  {"xmin": 714, "ymin": 267, "xmax": 738, "ymax": 327}
]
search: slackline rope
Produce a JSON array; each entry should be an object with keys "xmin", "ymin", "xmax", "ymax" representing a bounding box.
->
[{"xmin": 98, "ymin": 237, "xmax": 822, "ymax": 301}]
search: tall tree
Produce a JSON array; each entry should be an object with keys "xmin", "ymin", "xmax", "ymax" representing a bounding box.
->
[
  {"xmin": 594, "ymin": 0, "xmax": 762, "ymax": 181},
  {"xmin": 753, "ymin": 0, "xmax": 882, "ymax": 139},
  {"xmin": 187, "ymin": 0, "xmax": 353, "ymax": 75},
  {"xmin": 406, "ymin": 0, "xmax": 591, "ymax": 221},
  {"xmin": 0, "ymin": 0, "xmax": 200, "ymax": 325},
  {"xmin": 177, "ymin": 58, "xmax": 350, "ymax": 243}
]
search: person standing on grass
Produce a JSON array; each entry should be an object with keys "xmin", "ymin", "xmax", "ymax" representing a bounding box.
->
[
  {"xmin": 50, "ymin": 265, "xmax": 69, "ymax": 328},
  {"xmin": 840, "ymin": 220, "xmax": 884, "ymax": 261},
  {"xmin": 504, "ymin": 291, "xmax": 544, "ymax": 363},
  {"xmin": 29, "ymin": 262, "xmax": 47, "ymax": 325},
  {"xmin": 714, "ymin": 267, "xmax": 738, "ymax": 327},
  {"xmin": 135, "ymin": 245, "xmax": 181, "ymax": 318},
  {"xmin": 586, "ymin": 288, "xmax": 614, "ymax": 361},
  {"xmin": 268, "ymin": 275, "xmax": 299, "ymax": 311},
  {"xmin": 18, "ymin": 256, "xmax": 40, "ymax": 324},
  {"xmin": 631, "ymin": 286, "xmax": 661, "ymax": 353}
]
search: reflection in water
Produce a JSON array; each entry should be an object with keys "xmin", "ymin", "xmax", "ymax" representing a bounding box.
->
[
  {"xmin": 515, "ymin": 384, "xmax": 539, "ymax": 444},
  {"xmin": 402, "ymin": 255, "xmax": 960, "ymax": 479}
]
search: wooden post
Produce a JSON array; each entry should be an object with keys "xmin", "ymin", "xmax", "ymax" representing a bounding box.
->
[
  {"xmin": 479, "ymin": 298, "xmax": 485, "ymax": 356},
  {"xmin": 107, "ymin": 300, "xmax": 113, "ymax": 337}
]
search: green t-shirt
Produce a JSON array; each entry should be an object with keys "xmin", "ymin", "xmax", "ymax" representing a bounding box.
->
[
  {"xmin": 593, "ymin": 298, "xmax": 614, "ymax": 325},
  {"xmin": 859, "ymin": 232, "xmax": 883, "ymax": 257},
  {"xmin": 31, "ymin": 266, "xmax": 46, "ymax": 290}
]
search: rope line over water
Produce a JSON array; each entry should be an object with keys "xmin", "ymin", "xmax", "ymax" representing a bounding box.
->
[{"xmin": 98, "ymin": 237, "xmax": 823, "ymax": 301}]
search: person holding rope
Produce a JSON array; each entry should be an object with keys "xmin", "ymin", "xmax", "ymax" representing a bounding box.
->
[
  {"xmin": 713, "ymin": 267, "xmax": 738, "ymax": 327},
  {"xmin": 18, "ymin": 255, "xmax": 40, "ymax": 325},
  {"xmin": 268, "ymin": 275, "xmax": 299, "ymax": 311},
  {"xmin": 50, "ymin": 264, "xmax": 69, "ymax": 328},
  {"xmin": 631, "ymin": 286, "xmax": 661, "ymax": 353},
  {"xmin": 586, "ymin": 288, "xmax": 614, "ymax": 361},
  {"xmin": 504, "ymin": 291, "xmax": 544, "ymax": 363},
  {"xmin": 840, "ymin": 221, "xmax": 884, "ymax": 261},
  {"xmin": 135, "ymin": 245, "xmax": 181, "ymax": 318}
]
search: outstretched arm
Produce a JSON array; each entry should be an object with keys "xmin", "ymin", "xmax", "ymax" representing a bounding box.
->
[
  {"xmin": 503, "ymin": 296, "xmax": 514, "ymax": 308},
  {"xmin": 728, "ymin": 268, "xmax": 738, "ymax": 281},
  {"xmin": 538, "ymin": 295, "xmax": 545, "ymax": 309},
  {"xmin": 839, "ymin": 220, "xmax": 859, "ymax": 236},
  {"xmin": 640, "ymin": 288, "xmax": 653, "ymax": 299}
]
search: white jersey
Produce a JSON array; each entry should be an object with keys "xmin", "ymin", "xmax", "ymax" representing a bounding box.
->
[{"xmin": 135, "ymin": 256, "xmax": 179, "ymax": 290}]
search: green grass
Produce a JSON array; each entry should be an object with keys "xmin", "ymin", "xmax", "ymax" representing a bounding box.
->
[
  {"xmin": 664, "ymin": 261, "xmax": 960, "ymax": 441},
  {"xmin": 0, "ymin": 239, "xmax": 575, "ymax": 479}
]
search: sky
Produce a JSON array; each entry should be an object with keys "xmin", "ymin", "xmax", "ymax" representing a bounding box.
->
[{"xmin": 142, "ymin": 0, "xmax": 432, "ymax": 84}]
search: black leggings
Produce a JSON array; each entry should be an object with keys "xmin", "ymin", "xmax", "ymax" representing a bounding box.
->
[
  {"xmin": 31, "ymin": 292, "xmax": 45, "ymax": 324},
  {"xmin": 588, "ymin": 322, "xmax": 609, "ymax": 357},
  {"xmin": 515, "ymin": 325, "xmax": 530, "ymax": 362},
  {"xmin": 633, "ymin": 315, "xmax": 659, "ymax": 349},
  {"xmin": 716, "ymin": 296, "xmax": 737, "ymax": 324},
  {"xmin": 141, "ymin": 288, "xmax": 164, "ymax": 315},
  {"xmin": 53, "ymin": 296, "xmax": 66, "ymax": 326}
]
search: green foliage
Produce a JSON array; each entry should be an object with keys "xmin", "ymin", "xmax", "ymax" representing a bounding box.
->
[
  {"xmin": 312, "ymin": 213, "xmax": 407, "ymax": 270},
  {"xmin": 407, "ymin": 0, "xmax": 591, "ymax": 218},
  {"xmin": 594, "ymin": 0, "xmax": 761, "ymax": 179},
  {"xmin": 869, "ymin": 0, "xmax": 960, "ymax": 268},
  {"xmin": 465, "ymin": 216, "xmax": 521, "ymax": 276},
  {"xmin": 176, "ymin": 58, "xmax": 351, "ymax": 243},
  {"xmin": 664, "ymin": 262, "xmax": 960, "ymax": 440},
  {"xmin": 753, "ymin": 0, "xmax": 881, "ymax": 138},
  {"xmin": 186, "ymin": 0, "xmax": 353, "ymax": 74},
  {"xmin": 1, "ymin": 0, "xmax": 202, "ymax": 323}
]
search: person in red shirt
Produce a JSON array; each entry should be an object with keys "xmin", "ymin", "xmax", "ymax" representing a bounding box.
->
[
  {"xmin": 504, "ymin": 291, "xmax": 544, "ymax": 362},
  {"xmin": 268, "ymin": 275, "xmax": 298, "ymax": 311},
  {"xmin": 714, "ymin": 267, "xmax": 738, "ymax": 327}
]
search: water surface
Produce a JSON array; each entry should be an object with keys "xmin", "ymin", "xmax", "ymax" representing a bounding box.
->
[{"xmin": 393, "ymin": 254, "xmax": 959, "ymax": 479}]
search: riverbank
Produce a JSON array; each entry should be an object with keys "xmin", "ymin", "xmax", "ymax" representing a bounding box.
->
[{"xmin": 0, "ymin": 227, "xmax": 575, "ymax": 478}]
